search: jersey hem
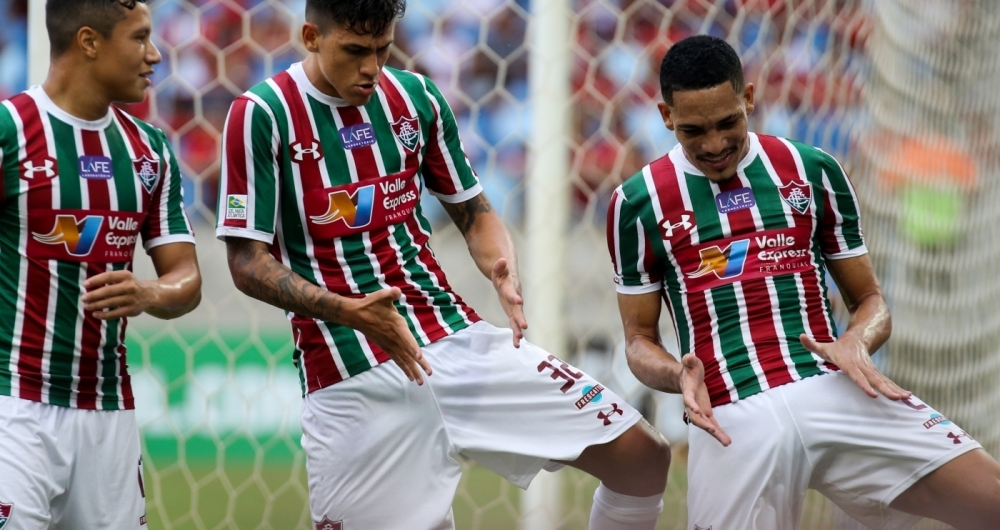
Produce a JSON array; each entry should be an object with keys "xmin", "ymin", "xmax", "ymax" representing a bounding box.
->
[
  {"xmin": 711, "ymin": 370, "xmax": 834, "ymax": 408},
  {"xmin": 144, "ymin": 233, "xmax": 196, "ymax": 251},
  {"xmin": 615, "ymin": 282, "xmax": 663, "ymax": 295},
  {"xmin": 824, "ymin": 245, "xmax": 868, "ymax": 260},
  {"xmin": 429, "ymin": 183, "xmax": 484, "ymax": 204},
  {"xmin": 215, "ymin": 227, "xmax": 275, "ymax": 244}
]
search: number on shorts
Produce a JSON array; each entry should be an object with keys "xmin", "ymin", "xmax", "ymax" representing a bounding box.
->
[{"xmin": 537, "ymin": 355, "xmax": 583, "ymax": 393}]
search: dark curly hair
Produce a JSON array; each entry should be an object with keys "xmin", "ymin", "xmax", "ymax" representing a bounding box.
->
[
  {"xmin": 306, "ymin": 0, "xmax": 406, "ymax": 36},
  {"xmin": 659, "ymin": 35, "xmax": 745, "ymax": 106},
  {"xmin": 46, "ymin": 0, "xmax": 146, "ymax": 57}
]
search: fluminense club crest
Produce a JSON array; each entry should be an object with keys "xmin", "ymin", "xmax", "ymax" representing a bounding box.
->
[
  {"xmin": 391, "ymin": 116, "xmax": 420, "ymax": 152},
  {"xmin": 132, "ymin": 155, "xmax": 160, "ymax": 194},
  {"xmin": 0, "ymin": 501, "xmax": 13, "ymax": 529},
  {"xmin": 778, "ymin": 181, "xmax": 812, "ymax": 215},
  {"xmin": 315, "ymin": 517, "xmax": 343, "ymax": 530}
]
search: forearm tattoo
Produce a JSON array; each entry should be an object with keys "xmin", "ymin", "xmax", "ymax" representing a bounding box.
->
[
  {"xmin": 227, "ymin": 239, "xmax": 344, "ymax": 323},
  {"xmin": 443, "ymin": 193, "xmax": 494, "ymax": 236}
]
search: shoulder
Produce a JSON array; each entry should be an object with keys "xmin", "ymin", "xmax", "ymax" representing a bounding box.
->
[
  {"xmin": 111, "ymin": 106, "xmax": 169, "ymax": 151},
  {"xmin": 775, "ymin": 135, "xmax": 844, "ymax": 173}
]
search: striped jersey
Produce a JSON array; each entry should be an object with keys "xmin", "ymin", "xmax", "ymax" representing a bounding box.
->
[
  {"xmin": 217, "ymin": 64, "xmax": 482, "ymax": 395},
  {"xmin": 608, "ymin": 133, "xmax": 867, "ymax": 407},
  {"xmin": 0, "ymin": 86, "xmax": 195, "ymax": 410}
]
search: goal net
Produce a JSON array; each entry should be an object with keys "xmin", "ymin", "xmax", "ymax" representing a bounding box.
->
[{"xmin": 14, "ymin": 0, "xmax": 997, "ymax": 528}]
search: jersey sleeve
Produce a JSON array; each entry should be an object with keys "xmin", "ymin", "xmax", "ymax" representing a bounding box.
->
[
  {"xmin": 607, "ymin": 186, "xmax": 663, "ymax": 294},
  {"xmin": 142, "ymin": 130, "xmax": 196, "ymax": 251},
  {"xmin": 817, "ymin": 150, "xmax": 867, "ymax": 260},
  {"xmin": 216, "ymin": 96, "xmax": 280, "ymax": 244},
  {"xmin": 417, "ymin": 76, "xmax": 482, "ymax": 203}
]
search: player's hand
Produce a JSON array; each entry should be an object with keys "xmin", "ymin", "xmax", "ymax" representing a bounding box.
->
[
  {"xmin": 800, "ymin": 333, "xmax": 910, "ymax": 400},
  {"xmin": 490, "ymin": 258, "xmax": 528, "ymax": 347},
  {"xmin": 679, "ymin": 353, "xmax": 731, "ymax": 447},
  {"xmin": 347, "ymin": 288, "xmax": 431, "ymax": 385},
  {"xmin": 82, "ymin": 270, "xmax": 155, "ymax": 320}
]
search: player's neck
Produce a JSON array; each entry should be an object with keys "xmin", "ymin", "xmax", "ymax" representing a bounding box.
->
[
  {"xmin": 302, "ymin": 55, "xmax": 342, "ymax": 100},
  {"xmin": 41, "ymin": 61, "xmax": 113, "ymax": 122}
]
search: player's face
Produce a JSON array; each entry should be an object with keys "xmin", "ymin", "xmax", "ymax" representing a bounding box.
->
[
  {"xmin": 304, "ymin": 20, "xmax": 395, "ymax": 106},
  {"xmin": 659, "ymin": 82, "xmax": 755, "ymax": 182},
  {"xmin": 92, "ymin": 3, "xmax": 161, "ymax": 104}
]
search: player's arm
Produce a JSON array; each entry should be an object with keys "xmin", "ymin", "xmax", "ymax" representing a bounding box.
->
[
  {"xmin": 799, "ymin": 254, "xmax": 910, "ymax": 400},
  {"xmin": 441, "ymin": 193, "xmax": 528, "ymax": 347},
  {"xmin": 224, "ymin": 236, "xmax": 431, "ymax": 384},
  {"xmin": 82, "ymin": 242, "xmax": 201, "ymax": 320},
  {"xmin": 618, "ymin": 291, "xmax": 731, "ymax": 446}
]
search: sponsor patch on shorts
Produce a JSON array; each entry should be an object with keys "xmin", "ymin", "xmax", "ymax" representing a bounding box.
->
[
  {"xmin": 575, "ymin": 384, "xmax": 604, "ymax": 409},
  {"xmin": 226, "ymin": 194, "xmax": 248, "ymax": 220}
]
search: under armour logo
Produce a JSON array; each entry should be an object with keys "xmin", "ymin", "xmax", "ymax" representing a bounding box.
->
[
  {"xmin": 292, "ymin": 141, "xmax": 323, "ymax": 162},
  {"xmin": 947, "ymin": 431, "xmax": 969, "ymax": 444},
  {"xmin": 22, "ymin": 158, "xmax": 57, "ymax": 179},
  {"xmin": 660, "ymin": 213, "xmax": 693, "ymax": 239},
  {"xmin": 597, "ymin": 403, "xmax": 623, "ymax": 426}
]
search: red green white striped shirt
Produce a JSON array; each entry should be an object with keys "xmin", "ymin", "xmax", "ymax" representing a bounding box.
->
[
  {"xmin": 0, "ymin": 86, "xmax": 195, "ymax": 410},
  {"xmin": 217, "ymin": 64, "xmax": 481, "ymax": 395},
  {"xmin": 608, "ymin": 133, "xmax": 866, "ymax": 407}
]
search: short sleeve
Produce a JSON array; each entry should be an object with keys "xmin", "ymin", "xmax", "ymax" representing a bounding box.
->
[
  {"xmin": 216, "ymin": 96, "xmax": 280, "ymax": 244},
  {"xmin": 607, "ymin": 186, "xmax": 663, "ymax": 294},
  {"xmin": 417, "ymin": 76, "xmax": 482, "ymax": 203},
  {"xmin": 142, "ymin": 130, "xmax": 196, "ymax": 251},
  {"xmin": 817, "ymin": 151, "xmax": 867, "ymax": 260}
]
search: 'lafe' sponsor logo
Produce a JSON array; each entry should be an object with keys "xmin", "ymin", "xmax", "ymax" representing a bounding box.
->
[
  {"xmin": 28, "ymin": 210, "xmax": 145, "ymax": 263},
  {"xmin": 715, "ymin": 187, "xmax": 756, "ymax": 214},
  {"xmin": 305, "ymin": 168, "xmax": 419, "ymax": 239},
  {"xmin": 339, "ymin": 123, "xmax": 376, "ymax": 150},
  {"xmin": 79, "ymin": 155, "xmax": 114, "ymax": 180}
]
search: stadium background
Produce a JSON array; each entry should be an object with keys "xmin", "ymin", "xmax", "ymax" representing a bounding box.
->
[{"xmin": 3, "ymin": 0, "xmax": 998, "ymax": 528}]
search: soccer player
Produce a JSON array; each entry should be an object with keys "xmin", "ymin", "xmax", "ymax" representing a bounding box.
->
[
  {"xmin": 608, "ymin": 35, "xmax": 1000, "ymax": 530},
  {"xmin": 0, "ymin": 0, "xmax": 201, "ymax": 528},
  {"xmin": 217, "ymin": 1, "xmax": 671, "ymax": 528}
]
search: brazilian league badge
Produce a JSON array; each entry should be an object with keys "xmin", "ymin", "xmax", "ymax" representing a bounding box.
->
[
  {"xmin": 778, "ymin": 181, "xmax": 812, "ymax": 215},
  {"xmin": 391, "ymin": 116, "xmax": 420, "ymax": 153},
  {"xmin": 0, "ymin": 501, "xmax": 13, "ymax": 529},
  {"xmin": 132, "ymin": 155, "xmax": 161, "ymax": 194},
  {"xmin": 315, "ymin": 518, "xmax": 343, "ymax": 530}
]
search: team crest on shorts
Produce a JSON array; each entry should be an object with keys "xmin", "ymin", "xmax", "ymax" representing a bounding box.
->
[
  {"xmin": 315, "ymin": 517, "xmax": 343, "ymax": 530},
  {"xmin": 0, "ymin": 501, "xmax": 13, "ymax": 529}
]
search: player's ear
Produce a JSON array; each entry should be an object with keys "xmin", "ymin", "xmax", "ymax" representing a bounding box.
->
[
  {"xmin": 302, "ymin": 22, "xmax": 322, "ymax": 54},
  {"xmin": 78, "ymin": 26, "xmax": 101, "ymax": 60},
  {"xmin": 743, "ymin": 83, "xmax": 755, "ymax": 116},
  {"xmin": 658, "ymin": 101, "xmax": 675, "ymax": 131}
]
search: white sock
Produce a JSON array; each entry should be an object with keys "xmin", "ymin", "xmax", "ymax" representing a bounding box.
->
[{"xmin": 588, "ymin": 482, "xmax": 664, "ymax": 530}]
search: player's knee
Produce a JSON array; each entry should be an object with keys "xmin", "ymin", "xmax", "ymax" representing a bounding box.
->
[{"xmin": 624, "ymin": 421, "xmax": 671, "ymax": 484}]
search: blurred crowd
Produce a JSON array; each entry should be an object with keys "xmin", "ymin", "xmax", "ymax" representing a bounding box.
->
[{"xmin": 1, "ymin": 0, "xmax": 869, "ymax": 226}]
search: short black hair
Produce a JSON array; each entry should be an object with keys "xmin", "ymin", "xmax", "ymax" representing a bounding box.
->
[
  {"xmin": 306, "ymin": 0, "xmax": 406, "ymax": 37},
  {"xmin": 659, "ymin": 35, "xmax": 745, "ymax": 106},
  {"xmin": 46, "ymin": 0, "xmax": 146, "ymax": 57}
]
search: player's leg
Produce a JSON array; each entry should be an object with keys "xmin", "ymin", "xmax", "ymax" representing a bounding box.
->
[
  {"xmin": 889, "ymin": 447, "xmax": 1000, "ymax": 529},
  {"xmin": 50, "ymin": 408, "xmax": 147, "ymax": 530},
  {"xmin": 426, "ymin": 322, "xmax": 669, "ymax": 530},
  {"xmin": 787, "ymin": 371, "xmax": 987, "ymax": 530},
  {"xmin": 301, "ymin": 363, "xmax": 461, "ymax": 530},
  {"xmin": 0, "ymin": 396, "xmax": 66, "ymax": 530},
  {"xmin": 685, "ymin": 387, "xmax": 810, "ymax": 530}
]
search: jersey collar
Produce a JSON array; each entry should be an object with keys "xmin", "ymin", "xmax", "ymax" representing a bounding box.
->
[
  {"xmin": 28, "ymin": 86, "xmax": 113, "ymax": 131},
  {"xmin": 288, "ymin": 62, "xmax": 354, "ymax": 108},
  {"xmin": 669, "ymin": 132, "xmax": 762, "ymax": 177}
]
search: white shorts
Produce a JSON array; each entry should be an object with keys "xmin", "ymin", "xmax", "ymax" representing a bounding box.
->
[
  {"xmin": 301, "ymin": 321, "xmax": 641, "ymax": 530},
  {"xmin": 686, "ymin": 371, "xmax": 981, "ymax": 530},
  {"xmin": 0, "ymin": 395, "xmax": 147, "ymax": 530}
]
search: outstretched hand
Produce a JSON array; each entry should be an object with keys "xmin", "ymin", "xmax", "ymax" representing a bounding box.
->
[
  {"xmin": 491, "ymin": 258, "xmax": 528, "ymax": 347},
  {"xmin": 350, "ymin": 288, "xmax": 432, "ymax": 385},
  {"xmin": 680, "ymin": 353, "xmax": 731, "ymax": 447},
  {"xmin": 800, "ymin": 333, "xmax": 910, "ymax": 400}
]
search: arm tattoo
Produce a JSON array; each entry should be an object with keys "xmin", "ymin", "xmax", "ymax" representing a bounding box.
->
[
  {"xmin": 227, "ymin": 238, "xmax": 344, "ymax": 323},
  {"xmin": 443, "ymin": 193, "xmax": 494, "ymax": 236}
]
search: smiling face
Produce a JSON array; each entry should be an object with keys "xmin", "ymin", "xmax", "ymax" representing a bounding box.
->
[
  {"xmin": 90, "ymin": 2, "xmax": 161, "ymax": 104},
  {"xmin": 302, "ymin": 20, "xmax": 395, "ymax": 106},
  {"xmin": 659, "ymin": 81, "xmax": 755, "ymax": 182}
]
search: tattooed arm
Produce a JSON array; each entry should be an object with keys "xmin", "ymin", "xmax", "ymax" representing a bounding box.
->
[
  {"xmin": 442, "ymin": 192, "xmax": 528, "ymax": 346},
  {"xmin": 225, "ymin": 237, "xmax": 431, "ymax": 384}
]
